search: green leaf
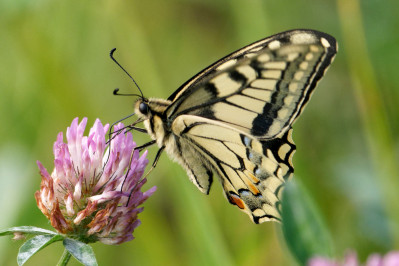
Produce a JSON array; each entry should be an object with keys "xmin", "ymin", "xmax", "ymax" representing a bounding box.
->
[
  {"xmin": 281, "ymin": 179, "xmax": 334, "ymax": 265},
  {"xmin": 63, "ymin": 238, "xmax": 98, "ymax": 266},
  {"xmin": 0, "ymin": 226, "xmax": 56, "ymax": 237},
  {"xmin": 17, "ymin": 234, "xmax": 64, "ymax": 265}
]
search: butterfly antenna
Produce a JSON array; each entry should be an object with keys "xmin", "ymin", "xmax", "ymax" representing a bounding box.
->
[
  {"xmin": 112, "ymin": 88, "xmax": 142, "ymax": 97},
  {"xmin": 110, "ymin": 48, "xmax": 144, "ymax": 99}
]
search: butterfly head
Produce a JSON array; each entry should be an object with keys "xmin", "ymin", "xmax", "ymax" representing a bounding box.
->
[
  {"xmin": 134, "ymin": 98, "xmax": 171, "ymax": 119},
  {"xmin": 134, "ymin": 98, "xmax": 172, "ymax": 146}
]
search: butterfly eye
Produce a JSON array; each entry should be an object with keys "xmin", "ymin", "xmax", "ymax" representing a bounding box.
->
[{"xmin": 139, "ymin": 102, "xmax": 149, "ymax": 115}]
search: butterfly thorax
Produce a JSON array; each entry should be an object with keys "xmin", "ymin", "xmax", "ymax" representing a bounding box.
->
[{"xmin": 134, "ymin": 98, "xmax": 173, "ymax": 148}]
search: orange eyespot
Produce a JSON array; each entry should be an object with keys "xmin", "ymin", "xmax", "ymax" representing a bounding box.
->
[{"xmin": 228, "ymin": 194, "xmax": 245, "ymax": 209}]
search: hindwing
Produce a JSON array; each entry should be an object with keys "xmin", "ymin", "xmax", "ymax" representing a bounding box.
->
[{"xmin": 170, "ymin": 115, "xmax": 296, "ymax": 223}]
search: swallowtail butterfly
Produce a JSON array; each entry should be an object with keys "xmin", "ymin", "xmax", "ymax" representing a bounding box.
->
[{"xmin": 121, "ymin": 29, "xmax": 337, "ymax": 223}]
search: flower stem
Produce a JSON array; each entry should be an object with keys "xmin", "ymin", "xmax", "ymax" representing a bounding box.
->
[{"xmin": 57, "ymin": 249, "xmax": 71, "ymax": 266}]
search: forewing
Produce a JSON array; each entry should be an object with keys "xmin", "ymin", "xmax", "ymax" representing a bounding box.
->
[
  {"xmin": 166, "ymin": 29, "xmax": 337, "ymax": 139},
  {"xmin": 171, "ymin": 115, "xmax": 296, "ymax": 223}
]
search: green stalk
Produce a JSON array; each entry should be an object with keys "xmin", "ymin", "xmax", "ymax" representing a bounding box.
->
[{"xmin": 57, "ymin": 249, "xmax": 71, "ymax": 266}]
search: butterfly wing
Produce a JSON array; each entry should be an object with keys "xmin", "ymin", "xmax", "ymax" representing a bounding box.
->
[
  {"xmin": 152, "ymin": 29, "xmax": 336, "ymax": 223},
  {"xmin": 166, "ymin": 29, "xmax": 337, "ymax": 139},
  {"xmin": 171, "ymin": 115, "xmax": 296, "ymax": 223}
]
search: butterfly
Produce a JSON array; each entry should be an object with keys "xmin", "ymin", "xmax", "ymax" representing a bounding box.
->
[{"xmin": 115, "ymin": 29, "xmax": 337, "ymax": 224}]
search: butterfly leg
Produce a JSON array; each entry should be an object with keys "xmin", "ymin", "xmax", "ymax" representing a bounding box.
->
[
  {"xmin": 125, "ymin": 146, "xmax": 163, "ymax": 206},
  {"xmin": 124, "ymin": 141, "xmax": 161, "ymax": 206},
  {"xmin": 142, "ymin": 146, "xmax": 164, "ymax": 179},
  {"xmin": 126, "ymin": 140, "xmax": 157, "ymax": 180},
  {"xmin": 121, "ymin": 140, "xmax": 157, "ymax": 191},
  {"xmin": 135, "ymin": 140, "xmax": 156, "ymax": 151},
  {"xmin": 127, "ymin": 125, "xmax": 147, "ymax": 134}
]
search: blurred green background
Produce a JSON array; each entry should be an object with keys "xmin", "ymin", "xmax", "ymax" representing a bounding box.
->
[{"xmin": 1, "ymin": 0, "xmax": 398, "ymax": 265}]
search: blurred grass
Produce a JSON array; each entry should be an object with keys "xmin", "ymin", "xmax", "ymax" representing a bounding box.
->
[
  {"xmin": 1, "ymin": 0, "xmax": 398, "ymax": 265},
  {"xmin": 337, "ymin": 0, "xmax": 399, "ymax": 245}
]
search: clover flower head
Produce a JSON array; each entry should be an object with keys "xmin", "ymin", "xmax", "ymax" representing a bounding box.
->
[{"xmin": 36, "ymin": 117, "xmax": 156, "ymax": 245}]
